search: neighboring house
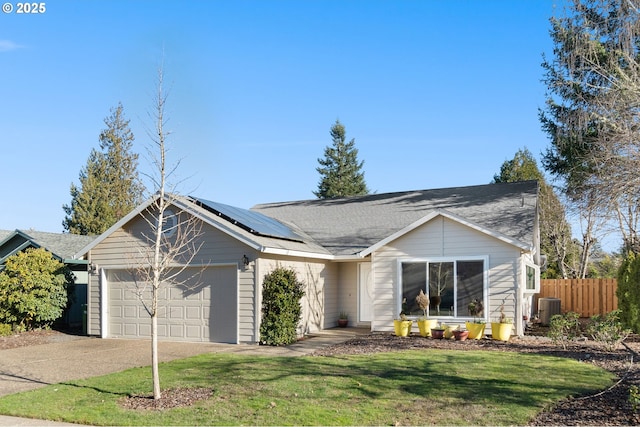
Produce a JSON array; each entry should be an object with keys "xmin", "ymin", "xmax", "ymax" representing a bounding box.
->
[
  {"xmin": 0, "ymin": 229, "xmax": 94, "ymax": 328},
  {"xmin": 75, "ymin": 180, "xmax": 540, "ymax": 344}
]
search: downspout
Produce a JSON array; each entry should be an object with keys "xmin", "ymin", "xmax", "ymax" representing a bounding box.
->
[
  {"xmin": 517, "ymin": 257, "xmax": 523, "ymax": 336},
  {"xmin": 100, "ymin": 268, "xmax": 108, "ymax": 338},
  {"xmin": 254, "ymin": 257, "xmax": 261, "ymax": 344}
]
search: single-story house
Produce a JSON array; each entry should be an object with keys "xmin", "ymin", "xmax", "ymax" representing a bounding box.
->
[
  {"xmin": 75, "ymin": 180, "xmax": 540, "ymax": 344},
  {"xmin": 0, "ymin": 229, "xmax": 95, "ymax": 328}
]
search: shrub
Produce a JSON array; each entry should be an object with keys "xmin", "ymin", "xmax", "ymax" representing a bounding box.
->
[
  {"xmin": 259, "ymin": 267, "xmax": 305, "ymax": 346},
  {"xmin": 548, "ymin": 311, "xmax": 581, "ymax": 350},
  {"xmin": 0, "ymin": 323, "xmax": 11, "ymax": 336},
  {"xmin": 630, "ymin": 385, "xmax": 640, "ymax": 412},
  {"xmin": 617, "ymin": 251, "xmax": 640, "ymax": 333},
  {"xmin": 586, "ymin": 310, "xmax": 631, "ymax": 352},
  {"xmin": 0, "ymin": 248, "xmax": 72, "ymax": 330}
]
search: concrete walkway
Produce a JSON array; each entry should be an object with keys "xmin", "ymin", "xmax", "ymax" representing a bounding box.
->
[{"xmin": 0, "ymin": 328, "xmax": 367, "ymax": 426}]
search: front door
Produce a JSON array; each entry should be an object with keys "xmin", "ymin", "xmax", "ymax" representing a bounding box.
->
[{"xmin": 358, "ymin": 263, "xmax": 373, "ymax": 322}]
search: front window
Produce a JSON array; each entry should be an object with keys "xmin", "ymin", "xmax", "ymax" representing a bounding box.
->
[{"xmin": 400, "ymin": 258, "xmax": 486, "ymax": 318}]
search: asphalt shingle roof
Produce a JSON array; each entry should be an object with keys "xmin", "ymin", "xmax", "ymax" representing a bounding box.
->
[
  {"xmin": 251, "ymin": 181, "xmax": 538, "ymax": 256},
  {"xmin": 0, "ymin": 230, "xmax": 95, "ymax": 260}
]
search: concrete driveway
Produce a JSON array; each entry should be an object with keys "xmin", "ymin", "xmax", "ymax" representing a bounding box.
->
[{"xmin": 1, "ymin": 335, "xmax": 226, "ymax": 398}]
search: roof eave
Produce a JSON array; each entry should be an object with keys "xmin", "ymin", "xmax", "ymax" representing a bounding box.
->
[{"xmin": 260, "ymin": 246, "xmax": 335, "ymax": 260}]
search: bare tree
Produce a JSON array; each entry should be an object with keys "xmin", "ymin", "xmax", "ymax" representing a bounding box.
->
[{"xmin": 130, "ymin": 64, "xmax": 204, "ymax": 400}]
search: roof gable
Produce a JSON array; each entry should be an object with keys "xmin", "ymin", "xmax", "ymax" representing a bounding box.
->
[{"xmin": 361, "ymin": 209, "xmax": 533, "ymax": 257}]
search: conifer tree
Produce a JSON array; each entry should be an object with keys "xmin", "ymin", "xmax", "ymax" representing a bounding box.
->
[
  {"xmin": 493, "ymin": 148, "xmax": 579, "ymax": 278},
  {"xmin": 540, "ymin": 0, "xmax": 640, "ymax": 253},
  {"xmin": 314, "ymin": 120, "xmax": 369, "ymax": 199},
  {"xmin": 63, "ymin": 103, "xmax": 145, "ymax": 235}
]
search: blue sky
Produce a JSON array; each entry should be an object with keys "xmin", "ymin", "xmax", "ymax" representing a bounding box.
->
[{"xmin": 1, "ymin": 0, "xmax": 563, "ymax": 235}]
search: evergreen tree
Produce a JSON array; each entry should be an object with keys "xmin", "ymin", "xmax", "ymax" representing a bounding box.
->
[
  {"xmin": 63, "ymin": 103, "xmax": 145, "ymax": 235},
  {"xmin": 493, "ymin": 148, "xmax": 578, "ymax": 278},
  {"xmin": 314, "ymin": 120, "xmax": 369, "ymax": 199},
  {"xmin": 540, "ymin": 0, "xmax": 640, "ymax": 253}
]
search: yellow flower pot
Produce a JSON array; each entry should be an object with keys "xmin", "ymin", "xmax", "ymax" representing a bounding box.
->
[
  {"xmin": 491, "ymin": 322, "xmax": 513, "ymax": 341},
  {"xmin": 394, "ymin": 320, "xmax": 413, "ymax": 337},
  {"xmin": 465, "ymin": 321, "xmax": 486, "ymax": 340},
  {"xmin": 417, "ymin": 319, "xmax": 438, "ymax": 337}
]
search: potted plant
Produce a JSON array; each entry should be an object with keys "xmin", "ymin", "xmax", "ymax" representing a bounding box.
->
[
  {"xmin": 337, "ymin": 311, "xmax": 348, "ymax": 328},
  {"xmin": 393, "ymin": 299, "xmax": 413, "ymax": 337},
  {"xmin": 491, "ymin": 303, "xmax": 513, "ymax": 342},
  {"xmin": 452, "ymin": 329, "xmax": 469, "ymax": 341},
  {"xmin": 430, "ymin": 322, "xmax": 445, "ymax": 339},
  {"xmin": 415, "ymin": 290, "xmax": 437, "ymax": 337},
  {"xmin": 444, "ymin": 323, "xmax": 460, "ymax": 339},
  {"xmin": 465, "ymin": 298, "xmax": 486, "ymax": 340}
]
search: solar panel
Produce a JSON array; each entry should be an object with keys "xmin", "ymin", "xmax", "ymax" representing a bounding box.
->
[{"xmin": 193, "ymin": 197, "xmax": 303, "ymax": 242}]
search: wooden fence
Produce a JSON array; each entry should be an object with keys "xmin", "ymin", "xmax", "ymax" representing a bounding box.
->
[{"xmin": 536, "ymin": 279, "xmax": 618, "ymax": 318}]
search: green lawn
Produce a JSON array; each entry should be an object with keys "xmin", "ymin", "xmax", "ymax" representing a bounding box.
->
[{"xmin": 0, "ymin": 349, "xmax": 614, "ymax": 426}]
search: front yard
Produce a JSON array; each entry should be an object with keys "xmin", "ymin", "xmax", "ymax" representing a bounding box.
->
[{"xmin": 0, "ymin": 333, "xmax": 620, "ymax": 426}]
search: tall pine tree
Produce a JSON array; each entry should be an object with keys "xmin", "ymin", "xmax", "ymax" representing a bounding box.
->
[
  {"xmin": 314, "ymin": 119, "xmax": 369, "ymax": 199},
  {"xmin": 493, "ymin": 148, "xmax": 578, "ymax": 278},
  {"xmin": 63, "ymin": 103, "xmax": 145, "ymax": 235}
]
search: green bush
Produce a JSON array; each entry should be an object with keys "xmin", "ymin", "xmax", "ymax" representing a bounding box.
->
[
  {"xmin": 0, "ymin": 323, "xmax": 12, "ymax": 336},
  {"xmin": 586, "ymin": 309, "xmax": 631, "ymax": 352},
  {"xmin": 0, "ymin": 248, "xmax": 71, "ymax": 330},
  {"xmin": 259, "ymin": 267, "xmax": 305, "ymax": 346},
  {"xmin": 617, "ymin": 251, "xmax": 640, "ymax": 333},
  {"xmin": 630, "ymin": 385, "xmax": 640, "ymax": 412},
  {"xmin": 548, "ymin": 311, "xmax": 581, "ymax": 350}
]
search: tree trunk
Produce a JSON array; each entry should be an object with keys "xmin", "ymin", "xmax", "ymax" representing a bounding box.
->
[{"xmin": 152, "ymin": 313, "xmax": 161, "ymax": 399}]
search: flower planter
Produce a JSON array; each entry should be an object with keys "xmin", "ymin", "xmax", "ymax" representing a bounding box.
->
[
  {"xmin": 444, "ymin": 324, "xmax": 459, "ymax": 339},
  {"xmin": 453, "ymin": 330, "xmax": 469, "ymax": 341},
  {"xmin": 465, "ymin": 321, "xmax": 486, "ymax": 340},
  {"xmin": 337, "ymin": 318, "xmax": 348, "ymax": 327},
  {"xmin": 417, "ymin": 319, "xmax": 438, "ymax": 337},
  {"xmin": 491, "ymin": 322, "xmax": 513, "ymax": 342},
  {"xmin": 394, "ymin": 320, "xmax": 413, "ymax": 337},
  {"xmin": 430, "ymin": 328, "xmax": 445, "ymax": 339}
]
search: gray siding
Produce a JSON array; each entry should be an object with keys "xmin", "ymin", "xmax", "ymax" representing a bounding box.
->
[
  {"xmin": 256, "ymin": 256, "xmax": 337, "ymax": 335},
  {"xmin": 87, "ymin": 209, "xmax": 257, "ymax": 342},
  {"xmin": 372, "ymin": 216, "xmax": 522, "ymax": 332}
]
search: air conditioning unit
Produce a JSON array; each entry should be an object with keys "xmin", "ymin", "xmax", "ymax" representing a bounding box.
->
[{"xmin": 538, "ymin": 298, "xmax": 561, "ymax": 325}]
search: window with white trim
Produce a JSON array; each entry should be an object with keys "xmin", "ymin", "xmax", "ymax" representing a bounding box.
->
[
  {"xmin": 400, "ymin": 258, "xmax": 486, "ymax": 318},
  {"xmin": 524, "ymin": 262, "xmax": 540, "ymax": 293}
]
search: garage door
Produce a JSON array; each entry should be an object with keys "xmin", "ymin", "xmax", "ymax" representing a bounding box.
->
[{"xmin": 107, "ymin": 266, "xmax": 238, "ymax": 343}]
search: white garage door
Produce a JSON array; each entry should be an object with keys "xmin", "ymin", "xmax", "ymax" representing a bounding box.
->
[{"xmin": 107, "ymin": 266, "xmax": 238, "ymax": 343}]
